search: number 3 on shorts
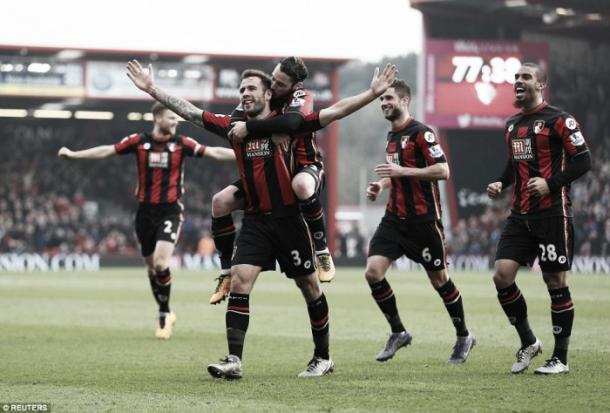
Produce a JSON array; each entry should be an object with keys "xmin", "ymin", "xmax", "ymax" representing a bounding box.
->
[{"xmin": 291, "ymin": 250, "xmax": 302, "ymax": 266}]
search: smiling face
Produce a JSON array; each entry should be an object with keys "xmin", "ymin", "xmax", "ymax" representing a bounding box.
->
[
  {"xmin": 239, "ymin": 76, "xmax": 271, "ymax": 117},
  {"xmin": 513, "ymin": 65, "xmax": 545, "ymax": 109},
  {"xmin": 154, "ymin": 108, "xmax": 179, "ymax": 135},
  {"xmin": 380, "ymin": 87, "xmax": 409, "ymax": 121}
]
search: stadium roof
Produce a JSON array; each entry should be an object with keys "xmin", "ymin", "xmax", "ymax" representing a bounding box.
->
[{"xmin": 411, "ymin": 0, "xmax": 610, "ymax": 41}]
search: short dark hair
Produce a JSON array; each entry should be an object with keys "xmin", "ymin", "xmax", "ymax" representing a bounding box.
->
[
  {"xmin": 390, "ymin": 79, "xmax": 411, "ymax": 99},
  {"xmin": 241, "ymin": 69, "xmax": 272, "ymax": 90},
  {"xmin": 151, "ymin": 102, "xmax": 168, "ymax": 117},
  {"xmin": 522, "ymin": 62, "xmax": 548, "ymax": 84},
  {"xmin": 279, "ymin": 56, "xmax": 308, "ymax": 83}
]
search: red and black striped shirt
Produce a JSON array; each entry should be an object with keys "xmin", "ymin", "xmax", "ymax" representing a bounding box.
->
[
  {"xmin": 232, "ymin": 88, "xmax": 323, "ymax": 169},
  {"xmin": 502, "ymin": 102, "xmax": 589, "ymax": 218},
  {"xmin": 201, "ymin": 111, "xmax": 298, "ymax": 216},
  {"xmin": 114, "ymin": 133, "xmax": 206, "ymax": 204},
  {"xmin": 282, "ymin": 88, "xmax": 324, "ymax": 169},
  {"xmin": 384, "ymin": 118, "xmax": 446, "ymax": 222}
]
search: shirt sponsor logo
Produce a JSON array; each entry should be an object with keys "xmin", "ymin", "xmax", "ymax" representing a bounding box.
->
[
  {"xmin": 148, "ymin": 152, "xmax": 169, "ymax": 168},
  {"xmin": 245, "ymin": 138, "xmax": 272, "ymax": 158},
  {"xmin": 429, "ymin": 144, "xmax": 444, "ymax": 158},
  {"xmin": 386, "ymin": 151, "xmax": 399, "ymax": 165},
  {"xmin": 533, "ymin": 120, "xmax": 545, "ymax": 134},
  {"xmin": 569, "ymin": 131, "xmax": 585, "ymax": 146},
  {"xmin": 512, "ymin": 138, "xmax": 535, "ymax": 161}
]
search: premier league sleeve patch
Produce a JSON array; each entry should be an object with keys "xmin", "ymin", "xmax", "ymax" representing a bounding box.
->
[
  {"xmin": 428, "ymin": 144, "xmax": 444, "ymax": 159},
  {"xmin": 569, "ymin": 131, "xmax": 585, "ymax": 146}
]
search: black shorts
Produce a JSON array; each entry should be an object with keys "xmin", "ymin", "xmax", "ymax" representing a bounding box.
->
[
  {"xmin": 368, "ymin": 214, "xmax": 447, "ymax": 271},
  {"xmin": 232, "ymin": 213, "xmax": 316, "ymax": 278},
  {"xmin": 495, "ymin": 216, "xmax": 574, "ymax": 272},
  {"xmin": 295, "ymin": 164, "xmax": 325, "ymax": 195},
  {"xmin": 135, "ymin": 202, "xmax": 183, "ymax": 257}
]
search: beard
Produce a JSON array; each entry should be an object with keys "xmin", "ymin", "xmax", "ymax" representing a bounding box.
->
[
  {"xmin": 244, "ymin": 100, "xmax": 264, "ymax": 117},
  {"xmin": 383, "ymin": 107, "xmax": 402, "ymax": 121},
  {"xmin": 159, "ymin": 125, "xmax": 175, "ymax": 135},
  {"xmin": 513, "ymin": 88, "xmax": 535, "ymax": 109}
]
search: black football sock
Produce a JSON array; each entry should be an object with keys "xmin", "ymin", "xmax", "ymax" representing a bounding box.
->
[
  {"xmin": 299, "ymin": 194, "xmax": 328, "ymax": 252},
  {"xmin": 497, "ymin": 283, "xmax": 536, "ymax": 347},
  {"xmin": 226, "ymin": 293, "xmax": 250, "ymax": 359},
  {"xmin": 212, "ymin": 214, "xmax": 236, "ymax": 271},
  {"xmin": 435, "ymin": 279, "xmax": 469, "ymax": 337},
  {"xmin": 369, "ymin": 278, "xmax": 405, "ymax": 333},
  {"xmin": 154, "ymin": 268, "xmax": 172, "ymax": 327},
  {"xmin": 549, "ymin": 287, "xmax": 574, "ymax": 364},
  {"xmin": 307, "ymin": 294, "xmax": 330, "ymax": 359}
]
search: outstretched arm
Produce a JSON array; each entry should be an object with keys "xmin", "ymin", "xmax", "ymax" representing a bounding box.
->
[
  {"xmin": 203, "ymin": 146, "xmax": 236, "ymax": 161},
  {"xmin": 318, "ymin": 63, "xmax": 398, "ymax": 127},
  {"xmin": 126, "ymin": 60, "xmax": 204, "ymax": 128},
  {"xmin": 58, "ymin": 145, "xmax": 116, "ymax": 160}
]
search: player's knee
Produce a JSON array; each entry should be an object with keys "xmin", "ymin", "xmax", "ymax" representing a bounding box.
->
[
  {"xmin": 427, "ymin": 269, "xmax": 448, "ymax": 288},
  {"xmin": 542, "ymin": 272, "xmax": 567, "ymax": 289},
  {"xmin": 364, "ymin": 266, "xmax": 384, "ymax": 283},
  {"xmin": 212, "ymin": 192, "xmax": 233, "ymax": 217},
  {"xmin": 295, "ymin": 274, "xmax": 320, "ymax": 301},
  {"xmin": 292, "ymin": 176, "xmax": 314, "ymax": 200},
  {"xmin": 153, "ymin": 258, "xmax": 169, "ymax": 273},
  {"xmin": 492, "ymin": 270, "xmax": 511, "ymax": 288}
]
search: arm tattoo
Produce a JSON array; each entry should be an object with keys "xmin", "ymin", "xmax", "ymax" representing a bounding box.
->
[{"xmin": 150, "ymin": 86, "xmax": 204, "ymax": 128}]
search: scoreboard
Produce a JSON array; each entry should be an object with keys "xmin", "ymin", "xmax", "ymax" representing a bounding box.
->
[{"xmin": 424, "ymin": 39, "xmax": 549, "ymax": 129}]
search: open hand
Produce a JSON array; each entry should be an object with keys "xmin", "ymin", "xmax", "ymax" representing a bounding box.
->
[{"xmin": 126, "ymin": 60, "xmax": 155, "ymax": 93}]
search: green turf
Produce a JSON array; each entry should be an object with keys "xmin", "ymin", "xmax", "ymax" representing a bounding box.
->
[{"xmin": 1, "ymin": 268, "xmax": 609, "ymax": 412}]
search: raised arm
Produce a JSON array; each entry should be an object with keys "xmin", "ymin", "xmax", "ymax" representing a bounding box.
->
[
  {"xmin": 126, "ymin": 60, "xmax": 204, "ymax": 128},
  {"xmin": 58, "ymin": 145, "xmax": 116, "ymax": 160},
  {"xmin": 318, "ymin": 63, "xmax": 398, "ymax": 127},
  {"xmin": 203, "ymin": 146, "xmax": 236, "ymax": 161}
]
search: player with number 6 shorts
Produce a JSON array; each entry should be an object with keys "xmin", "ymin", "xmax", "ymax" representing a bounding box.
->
[{"xmin": 365, "ymin": 79, "xmax": 476, "ymax": 365}]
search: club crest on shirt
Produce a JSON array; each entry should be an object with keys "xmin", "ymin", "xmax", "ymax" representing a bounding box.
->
[
  {"xmin": 533, "ymin": 120, "xmax": 545, "ymax": 134},
  {"xmin": 167, "ymin": 143, "xmax": 176, "ymax": 152},
  {"xmin": 245, "ymin": 138, "xmax": 272, "ymax": 158},
  {"xmin": 512, "ymin": 138, "xmax": 535, "ymax": 161},
  {"xmin": 400, "ymin": 136, "xmax": 409, "ymax": 149},
  {"xmin": 148, "ymin": 152, "xmax": 169, "ymax": 168}
]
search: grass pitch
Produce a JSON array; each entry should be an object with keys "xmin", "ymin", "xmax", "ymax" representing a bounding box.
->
[{"xmin": 1, "ymin": 267, "xmax": 609, "ymax": 412}]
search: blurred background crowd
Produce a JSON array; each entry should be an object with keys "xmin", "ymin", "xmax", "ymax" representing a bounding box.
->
[{"xmin": 1, "ymin": 44, "xmax": 609, "ymax": 262}]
